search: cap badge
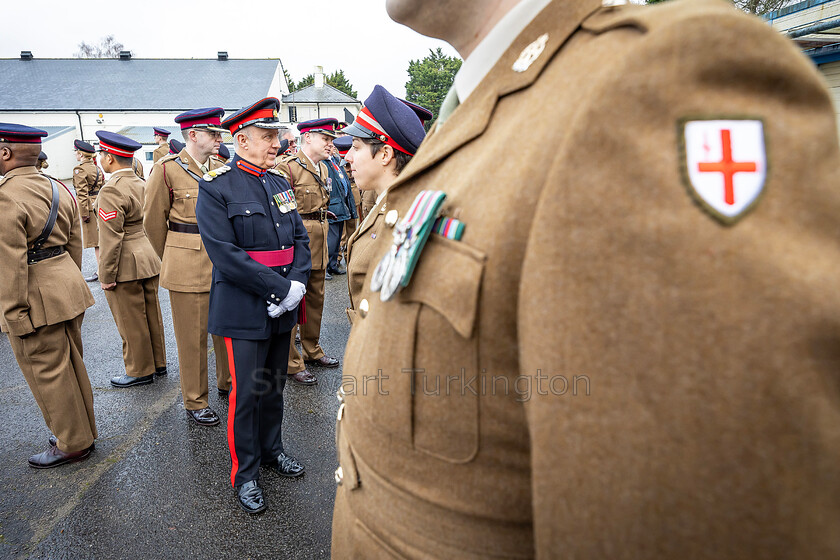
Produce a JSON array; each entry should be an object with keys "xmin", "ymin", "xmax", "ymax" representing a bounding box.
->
[
  {"xmin": 513, "ymin": 33, "xmax": 549, "ymax": 73},
  {"xmin": 680, "ymin": 119, "xmax": 767, "ymax": 225}
]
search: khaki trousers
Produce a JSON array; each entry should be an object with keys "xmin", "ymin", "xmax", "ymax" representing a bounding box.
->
[
  {"xmin": 169, "ymin": 290, "xmax": 231, "ymax": 409},
  {"xmin": 340, "ymin": 218, "xmax": 357, "ymax": 264},
  {"xmin": 9, "ymin": 314, "xmax": 97, "ymax": 453},
  {"xmin": 104, "ymin": 276, "xmax": 166, "ymax": 377},
  {"xmin": 288, "ymin": 268, "xmax": 326, "ymax": 373}
]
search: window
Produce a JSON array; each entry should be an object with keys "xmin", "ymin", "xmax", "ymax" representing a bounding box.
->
[{"xmin": 289, "ymin": 106, "xmax": 297, "ymax": 123}]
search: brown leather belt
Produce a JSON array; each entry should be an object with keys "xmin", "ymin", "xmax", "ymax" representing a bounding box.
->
[
  {"xmin": 299, "ymin": 210, "xmax": 326, "ymax": 222},
  {"xmin": 169, "ymin": 221, "xmax": 200, "ymax": 234}
]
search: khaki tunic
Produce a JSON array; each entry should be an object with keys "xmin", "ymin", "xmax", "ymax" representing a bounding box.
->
[
  {"xmin": 132, "ymin": 157, "xmax": 145, "ymax": 180},
  {"xmin": 0, "ymin": 166, "xmax": 97, "ymax": 452},
  {"xmin": 345, "ymin": 195, "xmax": 386, "ymax": 324},
  {"xmin": 72, "ymin": 157, "xmax": 103, "ymax": 249},
  {"xmin": 152, "ymin": 143, "xmax": 169, "ymax": 163},
  {"xmin": 96, "ymin": 169, "xmax": 166, "ymax": 377},
  {"xmin": 360, "ymin": 189, "xmax": 376, "ymax": 220},
  {"xmin": 332, "ymin": 0, "xmax": 840, "ymax": 557},
  {"xmin": 144, "ymin": 150, "xmax": 231, "ymax": 401}
]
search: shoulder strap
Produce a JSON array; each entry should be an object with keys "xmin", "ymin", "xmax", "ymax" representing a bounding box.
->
[
  {"xmin": 33, "ymin": 178, "xmax": 60, "ymax": 250},
  {"xmin": 174, "ymin": 158, "xmax": 203, "ymax": 183}
]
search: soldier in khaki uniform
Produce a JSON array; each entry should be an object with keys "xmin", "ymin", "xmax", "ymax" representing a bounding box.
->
[
  {"xmin": 131, "ymin": 156, "xmax": 145, "ymax": 180},
  {"xmin": 151, "ymin": 127, "xmax": 171, "ymax": 163},
  {"xmin": 72, "ymin": 139, "xmax": 104, "ymax": 282},
  {"xmin": 277, "ymin": 118, "xmax": 341, "ymax": 385},
  {"xmin": 94, "ymin": 131, "xmax": 166, "ymax": 388},
  {"xmin": 334, "ymin": 137, "xmax": 357, "ymax": 266},
  {"xmin": 145, "ymin": 108, "xmax": 231, "ymax": 426},
  {"xmin": 332, "ymin": 0, "xmax": 840, "ymax": 557},
  {"xmin": 0, "ymin": 124, "xmax": 97, "ymax": 468}
]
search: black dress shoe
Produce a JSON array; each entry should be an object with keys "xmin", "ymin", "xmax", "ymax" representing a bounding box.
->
[
  {"xmin": 154, "ymin": 366, "xmax": 167, "ymax": 376},
  {"xmin": 218, "ymin": 387, "xmax": 230, "ymax": 397},
  {"xmin": 263, "ymin": 452, "xmax": 305, "ymax": 478},
  {"xmin": 29, "ymin": 443, "xmax": 93, "ymax": 469},
  {"xmin": 330, "ymin": 266, "xmax": 346, "ymax": 275},
  {"xmin": 289, "ymin": 369, "xmax": 317, "ymax": 385},
  {"xmin": 236, "ymin": 480, "xmax": 266, "ymax": 514},
  {"xmin": 84, "ymin": 272, "xmax": 98, "ymax": 282},
  {"xmin": 186, "ymin": 407, "xmax": 220, "ymax": 426},
  {"xmin": 324, "ymin": 271, "xmax": 333, "ymax": 281},
  {"xmin": 48, "ymin": 435, "xmax": 94, "ymax": 451},
  {"xmin": 305, "ymin": 355, "xmax": 340, "ymax": 368},
  {"xmin": 110, "ymin": 373, "xmax": 154, "ymax": 388}
]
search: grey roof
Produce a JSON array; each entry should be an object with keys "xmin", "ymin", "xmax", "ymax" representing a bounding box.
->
[
  {"xmin": 117, "ymin": 126, "xmax": 236, "ymax": 145},
  {"xmin": 282, "ymin": 84, "xmax": 359, "ymax": 104},
  {"xmin": 0, "ymin": 58, "xmax": 282, "ymax": 111}
]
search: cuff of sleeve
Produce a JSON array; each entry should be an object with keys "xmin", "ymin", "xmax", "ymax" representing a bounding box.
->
[
  {"xmin": 6, "ymin": 314, "xmax": 35, "ymax": 337},
  {"xmin": 258, "ymin": 272, "xmax": 291, "ymax": 305}
]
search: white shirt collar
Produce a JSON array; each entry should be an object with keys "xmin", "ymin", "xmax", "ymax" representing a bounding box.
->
[{"xmin": 453, "ymin": 0, "xmax": 553, "ymax": 104}]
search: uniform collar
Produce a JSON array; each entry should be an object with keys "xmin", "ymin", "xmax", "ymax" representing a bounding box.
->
[
  {"xmin": 234, "ymin": 155, "xmax": 267, "ymax": 177},
  {"xmin": 3, "ymin": 166, "xmax": 40, "ymax": 177},
  {"xmin": 454, "ymin": 0, "xmax": 553, "ymax": 104}
]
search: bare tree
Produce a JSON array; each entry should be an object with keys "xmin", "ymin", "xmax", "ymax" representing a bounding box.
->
[
  {"xmin": 75, "ymin": 35, "xmax": 126, "ymax": 58},
  {"xmin": 647, "ymin": 0, "xmax": 793, "ymax": 15}
]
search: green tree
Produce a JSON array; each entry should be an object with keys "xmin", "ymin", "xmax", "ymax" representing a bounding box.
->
[
  {"xmin": 296, "ymin": 74, "xmax": 314, "ymax": 90},
  {"xmin": 283, "ymin": 68, "xmax": 294, "ymax": 91},
  {"xmin": 405, "ymin": 48, "xmax": 462, "ymax": 128},
  {"xmin": 293, "ymin": 70, "xmax": 358, "ymax": 99}
]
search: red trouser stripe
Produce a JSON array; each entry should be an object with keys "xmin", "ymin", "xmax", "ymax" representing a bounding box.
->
[{"xmin": 224, "ymin": 337, "xmax": 239, "ymax": 486}]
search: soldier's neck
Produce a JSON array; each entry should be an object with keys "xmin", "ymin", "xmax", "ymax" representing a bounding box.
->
[
  {"xmin": 302, "ymin": 146, "xmax": 324, "ymax": 165},
  {"xmin": 185, "ymin": 144, "xmax": 209, "ymax": 168}
]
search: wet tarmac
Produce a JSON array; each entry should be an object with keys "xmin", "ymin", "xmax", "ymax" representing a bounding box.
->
[{"xmin": 0, "ymin": 249, "xmax": 350, "ymax": 559}]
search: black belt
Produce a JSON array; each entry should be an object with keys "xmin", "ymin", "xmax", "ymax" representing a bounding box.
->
[
  {"xmin": 27, "ymin": 245, "xmax": 65, "ymax": 264},
  {"xmin": 299, "ymin": 210, "xmax": 326, "ymax": 222},
  {"xmin": 90, "ymin": 189, "xmax": 100, "ymax": 196},
  {"xmin": 169, "ymin": 221, "xmax": 200, "ymax": 234}
]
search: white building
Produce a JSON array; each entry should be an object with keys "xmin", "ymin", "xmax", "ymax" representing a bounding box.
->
[
  {"xmin": 767, "ymin": 0, "xmax": 840, "ymax": 133},
  {"xmin": 0, "ymin": 54, "xmax": 361, "ymax": 179}
]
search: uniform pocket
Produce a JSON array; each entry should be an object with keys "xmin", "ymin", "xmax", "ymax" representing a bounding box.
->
[
  {"xmin": 398, "ymin": 235, "xmax": 486, "ymax": 463},
  {"xmin": 227, "ymin": 201, "xmax": 266, "ymax": 247},
  {"xmin": 173, "ymin": 190, "xmax": 198, "ymax": 219}
]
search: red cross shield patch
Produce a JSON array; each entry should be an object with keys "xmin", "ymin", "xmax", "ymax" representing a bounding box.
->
[{"xmin": 681, "ymin": 119, "xmax": 767, "ymax": 225}]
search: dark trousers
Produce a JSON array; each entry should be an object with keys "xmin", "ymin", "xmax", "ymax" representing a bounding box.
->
[
  {"xmin": 327, "ymin": 221, "xmax": 344, "ymax": 272},
  {"xmin": 224, "ymin": 330, "xmax": 291, "ymax": 487}
]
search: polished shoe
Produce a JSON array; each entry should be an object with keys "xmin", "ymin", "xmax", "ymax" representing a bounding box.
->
[
  {"xmin": 236, "ymin": 480, "xmax": 266, "ymax": 514},
  {"xmin": 154, "ymin": 366, "xmax": 167, "ymax": 376},
  {"xmin": 263, "ymin": 452, "xmax": 305, "ymax": 478},
  {"xmin": 110, "ymin": 373, "xmax": 154, "ymax": 388},
  {"xmin": 328, "ymin": 266, "xmax": 347, "ymax": 275},
  {"xmin": 28, "ymin": 443, "xmax": 93, "ymax": 469},
  {"xmin": 218, "ymin": 387, "xmax": 230, "ymax": 397},
  {"xmin": 324, "ymin": 271, "xmax": 333, "ymax": 281},
  {"xmin": 84, "ymin": 272, "xmax": 99, "ymax": 282},
  {"xmin": 186, "ymin": 407, "xmax": 220, "ymax": 426},
  {"xmin": 289, "ymin": 369, "xmax": 317, "ymax": 385},
  {"xmin": 305, "ymin": 355, "xmax": 340, "ymax": 368},
  {"xmin": 48, "ymin": 435, "xmax": 94, "ymax": 451}
]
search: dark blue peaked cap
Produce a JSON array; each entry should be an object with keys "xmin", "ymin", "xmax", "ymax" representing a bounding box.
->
[
  {"xmin": 0, "ymin": 123, "xmax": 47, "ymax": 144},
  {"xmin": 74, "ymin": 139, "xmax": 95, "ymax": 153},
  {"xmin": 169, "ymin": 139, "xmax": 185, "ymax": 154},
  {"xmin": 398, "ymin": 98, "xmax": 433, "ymax": 123},
  {"xmin": 342, "ymin": 85, "xmax": 426, "ymax": 156},
  {"xmin": 217, "ymin": 143, "xmax": 230, "ymax": 159},
  {"xmin": 153, "ymin": 127, "xmax": 171, "ymax": 137},
  {"xmin": 332, "ymin": 135, "xmax": 352, "ymax": 152},
  {"xmin": 96, "ymin": 131, "xmax": 142, "ymax": 157}
]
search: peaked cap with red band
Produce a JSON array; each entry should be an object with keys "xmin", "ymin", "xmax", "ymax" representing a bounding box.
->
[
  {"xmin": 297, "ymin": 118, "xmax": 339, "ymax": 138},
  {"xmin": 96, "ymin": 130, "xmax": 142, "ymax": 158},
  {"xmin": 74, "ymin": 139, "xmax": 95, "ymax": 153},
  {"xmin": 223, "ymin": 98, "xmax": 283, "ymax": 134},
  {"xmin": 398, "ymin": 98, "xmax": 433, "ymax": 123},
  {"xmin": 174, "ymin": 108, "xmax": 226, "ymax": 133},
  {"xmin": 0, "ymin": 123, "xmax": 48, "ymax": 144},
  {"xmin": 342, "ymin": 85, "xmax": 426, "ymax": 156},
  {"xmin": 169, "ymin": 139, "xmax": 185, "ymax": 155},
  {"xmin": 153, "ymin": 127, "xmax": 171, "ymax": 137},
  {"xmin": 332, "ymin": 135, "xmax": 352, "ymax": 157}
]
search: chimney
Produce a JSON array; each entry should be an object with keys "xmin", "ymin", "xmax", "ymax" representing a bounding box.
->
[
  {"xmin": 119, "ymin": 50, "xmax": 132, "ymax": 60},
  {"xmin": 217, "ymin": 51, "xmax": 228, "ymax": 61},
  {"xmin": 314, "ymin": 65, "xmax": 325, "ymax": 88},
  {"xmin": 20, "ymin": 51, "xmax": 33, "ymax": 61}
]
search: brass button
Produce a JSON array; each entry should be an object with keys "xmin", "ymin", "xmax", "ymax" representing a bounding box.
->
[
  {"xmin": 185, "ymin": 193, "xmax": 191, "ymax": 198},
  {"xmin": 359, "ymin": 299, "xmax": 369, "ymax": 318},
  {"xmin": 385, "ymin": 210, "xmax": 399, "ymax": 227},
  {"xmin": 335, "ymin": 466, "xmax": 344, "ymax": 486}
]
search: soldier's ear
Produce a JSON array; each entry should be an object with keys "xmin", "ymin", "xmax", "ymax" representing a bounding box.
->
[{"xmin": 0, "ymin": 145, "xmax": 11, "ymax": 161}]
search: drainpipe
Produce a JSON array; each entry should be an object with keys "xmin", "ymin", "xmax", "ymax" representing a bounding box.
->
[
  {"xmin": 787, "ymin": 18, "xmax": 840, "ymax": 39},
  {"xmin": 75, "ymin": 110, "xmax": 85, "ymax": 141}
]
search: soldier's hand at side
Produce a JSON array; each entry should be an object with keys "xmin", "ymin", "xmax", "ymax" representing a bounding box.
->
[
  {"xmin": 82, "ymin": 216, "xmax": 90, "ymax": 223},
  {"xmin": 280, "ymin": 281, "xmax": 306, "ymax": 310},
  {"xmin": 100, "ymin": 282, "xmax": 117, "ymax": 291}
]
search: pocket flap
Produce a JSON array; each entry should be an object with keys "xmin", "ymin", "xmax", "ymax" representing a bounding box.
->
[
  {"xmin": 227, "ymin": 201, "xmax": 266, "ymax": 218},
  {"xmin": 399, "ymin": 235, "xmax": 486, "ymax": 339},
  {"xmin": 165, "ymin": 230, "xmax": 201, "ymax": 250}
]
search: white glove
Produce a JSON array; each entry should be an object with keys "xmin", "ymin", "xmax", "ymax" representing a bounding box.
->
[
  {"xmin": 267, "ymin": 302, "xmax": 285, "ymax": 318},
  {"xmin": 280, "ymin": 280, "xmax": 306, "ymax": 310}
]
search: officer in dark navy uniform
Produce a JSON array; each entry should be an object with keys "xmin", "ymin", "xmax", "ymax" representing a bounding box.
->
[{"xmin": 195, "ymin": 97, "xmax": 311, "ymax": 514}]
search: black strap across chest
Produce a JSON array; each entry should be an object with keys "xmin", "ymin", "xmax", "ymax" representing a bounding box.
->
[{"xmin": 32, "ymin": 178, "xmax": 60, "ymax": 250}]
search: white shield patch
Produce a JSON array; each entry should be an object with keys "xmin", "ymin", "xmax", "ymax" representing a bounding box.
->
[{"xmin": 682, "ymin": 119, "xmax": 766, "ymax": 225}]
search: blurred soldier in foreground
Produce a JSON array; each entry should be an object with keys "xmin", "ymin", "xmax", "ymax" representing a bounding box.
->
[
  {"xmin": 0, "ymin": 124, "xmax": 97, "ymax": 468},
  {"xmin": 145, "ymin": 108, "xmax": 231, "ymax": 426},
  {"xmin": 196, "ymin": 98, "xmax": 311, "ymax": 514},
  {"xmin": 95, "ymin": 131, "xmax": 166, "ymax": 388},
  {"xmin": 331, "ymin": 0, "xmax": 840, "ymax": 557}
]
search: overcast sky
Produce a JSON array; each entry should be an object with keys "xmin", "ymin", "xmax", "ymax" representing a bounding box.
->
[{"xmin": 0, "ymin": 0, "xmax": 460, "ymax": 101}]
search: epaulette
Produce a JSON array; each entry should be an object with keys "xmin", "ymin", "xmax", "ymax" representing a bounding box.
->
[
  {"xmin": 268, "ymin": 167, "xmax": 289, "ymax": 178},
  {"xmin": 279, "ymin": 154, "xmax": 295, "ymax": 164},
  {"xmin": 203, "ymin": 165, "xmax": 232, "ymax": 181},
  {"xmin": 157, "ymin": 153, "xmax": 180, "ymax": 166},
  {"xmin": 210, "ymin": 154, "xmax": 227, "ymax": 164}
]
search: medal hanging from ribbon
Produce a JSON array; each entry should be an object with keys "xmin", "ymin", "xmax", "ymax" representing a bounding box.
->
[
  {"xmin": 370, "ymin": 190, "xmax": 448, "ymax": 301},
  {"xmin": 273, "ymin": 189, "xmax": 297, "ymax": 213}
]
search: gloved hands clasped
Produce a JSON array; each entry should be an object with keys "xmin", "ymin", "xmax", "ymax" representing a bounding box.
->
[{"xmin": 266, "ymin": 281, "xmax": 306, "ymax": 318}]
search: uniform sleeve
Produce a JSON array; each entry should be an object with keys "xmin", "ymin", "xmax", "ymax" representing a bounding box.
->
[
  {"xmin": 143, "ymin": 162, "xmax": 171, "ymax": 258},
  {"xmin": 63, "ymin": 182, "xmax": 83, "ymax": 270},
  {"xmin": 517, "ymin": 12, "xmax": 840, "ymax": 557},
  {"xmin": 0, "ymin": 199, "xmax": 34, "ymax": 336},
  {"xmin": 96, "ymin": 186, "xmax": 126, "ymax": 284},
  {"xmin": 288, "ymin": 204, "xmax": 311, "ymax": 286},
  {"xmin": 73, "ymin": 165, "xmax": 91, "ymax": 219},
  {"xmin": 196, "ymin": 178, "xmax": 296, "ymax": 302}
]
